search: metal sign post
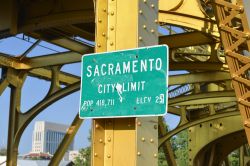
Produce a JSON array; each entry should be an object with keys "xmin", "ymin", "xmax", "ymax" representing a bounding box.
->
[{"xmin": 91, "ymin": 0, "xmax": 161, "ymax": 165}]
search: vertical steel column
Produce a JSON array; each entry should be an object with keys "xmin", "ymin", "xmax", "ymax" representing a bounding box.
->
[
  {"xmin": 6, "ymin": 86, "xmax": 20, "ymax": 166},
  {"xmin": 92, "ymin": 0, "xmax": 159, "ymax": 165}
]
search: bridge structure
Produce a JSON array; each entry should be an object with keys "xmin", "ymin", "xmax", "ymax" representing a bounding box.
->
[{"xmin": 0, "ymin": 0, "xmax": 250, "ymax": 165}]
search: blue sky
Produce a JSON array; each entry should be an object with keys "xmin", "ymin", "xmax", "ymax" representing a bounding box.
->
[{"xmin": 0, "ymin": 35, "xmax": 180, "ymax": 154}]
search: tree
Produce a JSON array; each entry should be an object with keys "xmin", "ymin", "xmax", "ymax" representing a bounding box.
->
[
  {"xmin": 228, "ymin": 149, "xmax": 239, "ymax": 166},
  {"xmin": 0, "ymin": 148, "xmax": 7, "ymax": 156},
  {"xmin": 172, "ymin": 130, "xmax": 188, "ymax": 165},
  {"xmin": 73, "ymin": 147, "xmax": 91, "ymax": 166},
  {"xmin": 158, "ymin": 148, "xmax": 168, "ymax": 166}
]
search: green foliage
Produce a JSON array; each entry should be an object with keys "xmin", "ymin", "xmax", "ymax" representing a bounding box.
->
[
  {"xmin": 171, "ymin": 130, "xmax": 188, "ymax": 166},
  {"xmin": 0, "ymin": 148, "xmax": 7, "ymax": 156},
  {"xmin": 228, "ymin": 149, "xmax": 239, "ymax": 166},
  {"xmin": 73, "ymin": 147, "xmax": 91, "ymax": 166},
  {"xmin": 158, "ymin": 148, "xmax": 168, "ymax": 166}
]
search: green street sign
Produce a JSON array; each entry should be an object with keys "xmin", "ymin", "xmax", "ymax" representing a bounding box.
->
[{"xmin": 79, "ymin": 45, "xmax": 168, "ymax": 118}]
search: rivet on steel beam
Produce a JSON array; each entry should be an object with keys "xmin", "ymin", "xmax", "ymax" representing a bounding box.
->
[
  {"xmin": 137, "ymin": 152, "xmax": 141, "ymax": 156},
  {"xmin": 245, "ymin": 33, "xmax": 250, "ymax": 39},
  {"xmin": 232, "ymin": 73, "xmax": 237, "ymax": 79},
  {"xmin": 143, "ymin": 0, "xmax": 147, "ymax": 3},
  {"xmin": 154, "ymin": 125, "xmax": 157, "ymax": 129},
  {"xmin": 141, "ymin": 137, "xmax": 145, "ymax": 142},
  {"xmin": 95, "ymin": 124, "xmax": 99, "ymax": 128},
  {"xmin": 99, "ymin": 139, "xmax": 103, "ymax": 143},
  {"xmin": 150, "ymin": 139, "xmax": 154, "ymax": 143},
  {"xmin": 103, "ymin": 8, "xmax": 106, "ymax": 12},
  {"xmin": 219, "ymin": 24, "xmax": 225, "ymax": 28},
  {"xmin": 97, "ymin": 43, "xmax": 101, "ymax": 47},
  {"xmin": 238, "ymin": 98, "xmax": 244, "ymax": 102},
  {"xmin": 151, "ymin": 29, "xmax": 155, "ymax": 33},
  {"xmin": 153, "ymin": 153, "xmax": 157, "ymax": 158},
  {"xmin": 151, "ymin": 4, "xmax": 155, "ymax": 8},
  {"xmin": 98, "ymin": 19, "xmax": 102, "ymax": 23},
  {"xmin": 107, "ymin": 154, "xmax": 111, "ymax": 158},
  {"xmin": 139, "ymin": 10, "xmax": 143, "ymax": 14},
  {"xmin": 244, "ymin": 120, "xmax": 250, "ymax": 127},
  {"xmin": 110, "ymin": 42, "xmax": 114, "ymax": 46},
  {"xmin": 238, "ymin": 6, "xmax": 244, "ymax": 13},
  {"xmin": 139, "ymin": 36, "xmax": 143, "ymax": 41},
  {"xmin": 108, "ymin": 137, "xmax": 111, "ymax": 142},
  {"xmin": 94, "ymin": 153, "xmax": 98, "ymax": 157},
  {"xmin": 102, "ymin": 32, "xmax": 106, "ymax": 37},
  {"xmin": 111, "ymin": 11, "xmax": 114, "ymax": 16},
  {"xmin": 224, "ymin": 49, "xmax": 231, "ymax": 55},
  {"xmin": 143, "ymin": 25, "xmax": 147, "ymax": 29},
  {"xmin": 110, "ymin": 26, "xmax": 114, "ymax": 31},
  {"xmin": 137, "ymin": 121, "xmax": 142, "ymax": 126},
  {"xmin": 154, "ymin": 19, "xmax": 158, "ymax": 23}
]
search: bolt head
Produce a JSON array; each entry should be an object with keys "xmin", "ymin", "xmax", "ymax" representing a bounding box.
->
[
  {"xmin": 137, "ymin": 152, "xmax": 141, "ymax": 156},
  {"xmin": 137, "ymin": 121, "xmax": 141, "ymax": 126}
]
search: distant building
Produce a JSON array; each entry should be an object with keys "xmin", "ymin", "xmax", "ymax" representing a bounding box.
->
[{"xmin": 31, "ymin": 121, "xmax": 74, "ymax": 155}]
